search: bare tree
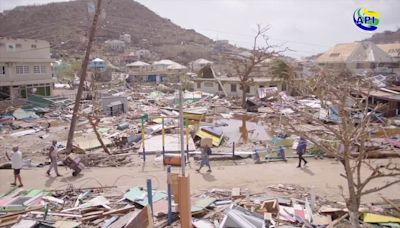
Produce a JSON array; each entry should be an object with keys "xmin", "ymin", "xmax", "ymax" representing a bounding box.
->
[
  {"xmin": 276, "ymin": 69, "xmax": 400, "ymax": 227},
  {"xmin": 230, "ymin": 25, "xmax": 284, "ymax": 108}
]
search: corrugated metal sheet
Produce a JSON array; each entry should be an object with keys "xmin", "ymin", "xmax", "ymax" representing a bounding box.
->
[{"xmin": 196, "ymin": 129, "xmax": 223, "ymax": 146}]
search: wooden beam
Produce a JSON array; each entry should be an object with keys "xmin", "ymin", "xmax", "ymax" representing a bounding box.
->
[
  {"xmin": 0, "ymin": 215, "xmax": 21, "ymax": 227},
  {"xmin": 327, "ymin": 213, "xmax": 348, "ymax": 228},
  {"xmin": 0, "ymin": 206, "xmax": 44, "ymax": 219},
  {"xmin": 51, "ymin": 185, "xmax": 116, "ymax": 192},
  {"xmin": 103, "ymin": 206, "xmax": 135, "ymax": 216},
  {"xmin": 381, "ymin": 197, "xmax": 400, "ymax": 214},
  {"xmin": 178, "ymin": 174, "xmax": 192, "ymax": 228},
  {"xmin": 30, "ymin": 211, "xmax": 82, "ymax": 218}
]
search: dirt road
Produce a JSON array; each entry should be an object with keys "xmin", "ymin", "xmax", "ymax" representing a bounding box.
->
[{"xmin": 1, "ymin": 158, "xmax": 399, "ymax": 203}]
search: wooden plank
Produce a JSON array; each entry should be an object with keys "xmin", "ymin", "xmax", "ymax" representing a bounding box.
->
[
  {"xmin": 0, "ymin": 206, "xmax": 43, "ymax": 219},
  {"xmin": 53, "ymin": 220, "xmax": 81, "ymax": 228},
  {"xmin": 8, "ymin": 219, "xmax": 37, "ymax": 228},
  {"xmin": 91, "ymin": 218, "xmax": 106, "ymax": 225},
  {"xmin": 373, "ymin": 128, "xmax": 400, "ymax": 138},
  {"xmin": 82, "ymin": 210, "xmax": 104, "ymax": 217},
  {"xmin": 108, "ymin": 211, "xmax": 136, "ymax": 228},
  {"xmin": 103, "ymin": 206, "xmax": 135, "ymax": 216},
  {"xmin": 42, "ymin": 196, "xmax": 64, "ymax": 205},
  {"xmin": 126, "ymin": 206, "xmax": 154, "ymax": 228},
  {"xmin": 29, "ymin": 211, "xmax": 82, "ymax": 218},
  {"xmin": 0, "ymin": 215, "xmax": 21, "ymax": 227},
  {"xmin": 381, "ymin": 197, "xmax": 400, "ymax": 214},
  {"xmin": 178, "ymin": 175, "xmax": 191, "ymax": 228},
  {"xmin": 81, "ymin": 214, "xmax": 103, "ymax": 223},
  {"xmin": 260, "ymin": 199, "xmax": 279, "ymax": 214},
  {"xmin": 80, "ymin": 207, "xmax": 103, "ymax": 214},
  {"xmin": 0, "ymin": 214, "xmax": 20, "ymax": 223},
  {"xmin": 327, "ymin": 213, "xmax": 348, "ymax": 228},
  {"xmin": 51, "ymin": 186, "xmax": 117, "ymax": 192}
]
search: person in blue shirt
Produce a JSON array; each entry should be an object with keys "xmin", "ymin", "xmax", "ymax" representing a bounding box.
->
[
  {"xmin": 278, "ymin": 146, "xmax": 287, "ymax": 162},
  {"xmin": 296, "ymin": 137, "xmax": 308, "ymax": 168}
]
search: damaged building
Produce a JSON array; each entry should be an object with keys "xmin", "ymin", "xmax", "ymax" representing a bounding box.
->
[
  {"xmin": 193, "ymin": 63, "xmax": 284, "ymax": 97},
  {"xmin": 316, "ymin": 41, "xmax": 399, "ymax": 75},
  {"xmin": 126, "ymin": 59, "xmax": 187, "ymax": 84},
  {"xmin": 0, "ymin": 37, "xmax": 54, "ymax": 101}
]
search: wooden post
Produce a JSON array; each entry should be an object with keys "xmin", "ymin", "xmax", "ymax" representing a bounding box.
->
[
  {"xmin": 88, "ymin": 116, "xmax": 110, "ymax": 154},
  {"xmin": 178, "ymin": 174, "xmax": 192, "ymax": 228}
]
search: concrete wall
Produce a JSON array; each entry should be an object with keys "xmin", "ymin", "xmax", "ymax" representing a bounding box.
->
[
  {"xmin": 0, "ymin": 38, "xmax": 51, "ymax": 60},
  {"xmin": 195, "ymin": 80, "xmax": 220, "ymax": 94},
  {"xmin": 0, "ymin": 38, "xmax": 53, "ymax": 86},
  {"xmin": 0, "ymin": 62, "xmax": 53, "ymax": 86},
  {"xmin": 194, "ymin": 80, "xmax": 282, "ymax": 97}
]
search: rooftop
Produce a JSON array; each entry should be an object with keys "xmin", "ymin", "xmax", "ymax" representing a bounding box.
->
[
  {"xmin": 126, "ymin": 61, "xmax": 150, "ymax": 67},
  {"xmin": 378, "ymin": 43, "xmax": 400, "ymax": 58},
  {"xmin": 316, "ymin": 42, "xmax": 394, "ymax": 63}
]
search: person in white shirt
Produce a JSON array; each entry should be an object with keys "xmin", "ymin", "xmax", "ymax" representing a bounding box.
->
[
  {"xmin": 46, "ymin": 140, "xmax": 62, "ymax": 177},
  {"xmin": 5, "ymin": 146, "xmax": 23, "ymax": 187}
]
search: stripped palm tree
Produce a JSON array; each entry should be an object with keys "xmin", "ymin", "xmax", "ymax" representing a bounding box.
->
[{"xmin": 270, "ymin": 59, "xmax": 296, "ymax": 94}]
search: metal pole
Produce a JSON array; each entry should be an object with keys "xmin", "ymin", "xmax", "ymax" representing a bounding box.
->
[
  {"xmin": 167, "ymin": 165, "xmax": 172, "ymax": 225},
  {"xmin": 185, "ymin": 118, "xmax": 190, "ymax": 165},
  {"xmin": 179, "ymin": 76, "xmax": 185, "ymax": 175},
  {"xmin": 142, "ymin": 118, "xmax": 146, "ymax": 162},
  {"xmin": 232, "ymin": 142, "xmax": 235, "ymax": 158},
  {"xmin": 146, "ymin": 179, "xmax": 153, "ymax": 215},
  {"xmin": 162, "ymin": 117, "xmax": 165, "ymax": 165}
]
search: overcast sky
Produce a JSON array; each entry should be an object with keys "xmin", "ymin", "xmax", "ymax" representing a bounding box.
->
[{"xmin": 1, "ymin": 0, "xmax": 399, "ymax": 58}]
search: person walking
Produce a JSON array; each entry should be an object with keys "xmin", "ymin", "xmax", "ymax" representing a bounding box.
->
[
  {"xmin": 278, "ymin": 145, "xmax": 287, "ymax": 162},
  {"xmin": 47, "ymin": 140, "xmax": 62, "ymax": 177},
  {"xmin": 296, "ymin": 137, "xmax": 308, "ymax": 168},
  {"xmin": 6, "ymin": 146, "xmax": 23, "ymax": 187},
  {"xmin": 196, "ymin": 144, "xmax": 212, "ymax": 173}
]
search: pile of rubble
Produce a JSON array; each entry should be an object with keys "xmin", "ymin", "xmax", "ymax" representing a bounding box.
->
[
  {"xmin": 1, "ymin": 83, "xmax": 399, "ymax": 172},
  {"xmin": 1, "ymin": 183, "xmax": 399, "ymax": 227}
]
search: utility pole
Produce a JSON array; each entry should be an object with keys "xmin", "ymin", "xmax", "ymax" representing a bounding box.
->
[
  {"xmin": 178, "ymin": 76, "xmax": 185, "ymax": 175},
  {"xmin": 66, "ymin": 0, "xmax": 102, "ymax": 153}
]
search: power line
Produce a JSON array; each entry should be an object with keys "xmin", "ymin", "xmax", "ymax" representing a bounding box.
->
[{"xmin": 194, "ymin": 27, "xmax": 332, "ymax": 48}]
